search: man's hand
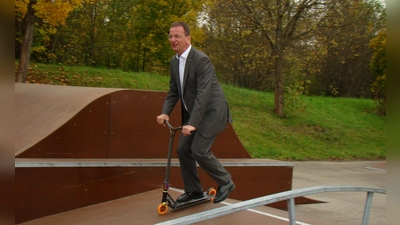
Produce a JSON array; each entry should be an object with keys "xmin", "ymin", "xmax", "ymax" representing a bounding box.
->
[
  {"xmin": 156, "ymin": 114, "xmax": 169, "ymax": 125},
  {"xmin": 182, "ymin": 125, "xmax": 196, "ymax": 136}
]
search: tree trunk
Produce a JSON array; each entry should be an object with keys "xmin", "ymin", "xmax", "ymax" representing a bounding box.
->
[
  {"xmin": 89, "ymin": 3, "xmax": 97, "ymax": 66},
  {"xmin": 16, "ymin": 0, "xmax": 37, "ymax": 83},
  {"xmin": 273, "ymin": 0, "xmax": 284, "ymax": 117},
  {"xmin": 273, "ymin": 51, "xmax": 284, "ymax": 117}
]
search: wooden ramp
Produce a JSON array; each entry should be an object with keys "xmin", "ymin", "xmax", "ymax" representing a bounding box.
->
[
  {"xmin": 15, "ymin": 83, "xmax": 123, "ymax": 156},
  {"xmin": 16, "ymin": 158, "xmax": 296, "ymax": 223},
  {"xmin": 15, "ymin": 83, "xmax": 319, "ymax": 224},
  {"xmin": 19, "ymin": 189, "xmax": 333, "ymax": 225},
  {"xmin": 15, "ymin": 83, "xmax": 250, "ymax": 159}
]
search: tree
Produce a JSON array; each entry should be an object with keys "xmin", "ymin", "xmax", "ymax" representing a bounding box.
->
[
  {"xmin": 369, "ymin": 29, "xmax": 386, "ymax": 115},
  {"xmin": 15, "ymin": 0, "xmax": 82, "ymax": 83},
  {"xmin": 15, "ymin": 0, "xmax": 36, "ymax": 83},
  {"xmin": 309, "ymin": 0, "xmax": 386, "ymax": 98},
  {"xmin": 43, "ymin": 0, "xmax": 203, "ymax": 74},
  {"xmin": 203, "ymin": 11, "xmax": 274, "ymax": 91},
  {"xmin": 205, "ymin": 0, "xmax": 340, "ymax": 117}
]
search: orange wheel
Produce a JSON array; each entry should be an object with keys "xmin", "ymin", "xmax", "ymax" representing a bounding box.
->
[
  {"xmin": 207, "ymin": 188, "xmax": 217, "ymax": 200},
  {"xmin": 157, "ymin": 203, "xmax": 168, "ymax": 215}
]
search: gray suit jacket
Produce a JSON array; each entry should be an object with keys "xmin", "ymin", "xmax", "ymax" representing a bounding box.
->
[{"xmin": 162, "ymin": 47, "xmax": 232, "ymax": 138}]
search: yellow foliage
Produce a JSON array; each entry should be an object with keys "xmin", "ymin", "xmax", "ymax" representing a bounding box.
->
[
  {"xmin": 15, "ymin": 0, "xmax": 29, "ymax": 20},
  {"xmin": 15, "ymin": 0, "xmax": 84, "ymax": 60},
  {"xmin": 34, "ymin": 0, "xmax": 82, "ymax": 26},
  {"xmin": 31, "ymin": 45, "xmax": 46, "ymax": 53},
  {"xmin": 15, "ymin": 0, "xmax": 82, "ymax": 26}
]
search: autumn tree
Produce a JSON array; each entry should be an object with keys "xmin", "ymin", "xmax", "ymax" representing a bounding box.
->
[
  {"xmin": 203, "ymin": 11, "xmax": 274, "ymax": 91},
  {"xmin": 44, "ymin": 0, "xmax": 203, "ymax": 74},
  {"xmin": 369, "ymin": 29, "xmax": 386, "ymax": 115},
  {"xmin": 205, "ymin": 0, "xmax": 341, "ymax": 117},
  {"xmin": 15, "ymin": 0, "xmax": 37, "ymax": 83},
  {"xmin": 15, "ymin": 0, "xmax": 82, "ymax": 83},
  {"xmin": 309, "ymin": 0, "xmax": 386, "ymax": 97}
]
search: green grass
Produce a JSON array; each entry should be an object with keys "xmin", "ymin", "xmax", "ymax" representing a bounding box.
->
[
  {"xmin": 24, "ymin": 63, "xmax": 170, "ymax": 91},
  {"xmin": 20, "ymin": 62, "xmax": 386, "ymax": 161}
]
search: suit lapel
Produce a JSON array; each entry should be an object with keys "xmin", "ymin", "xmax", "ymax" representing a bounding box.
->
[
  {"xmin": 182, "ymin": 49, "xmax": 194, "ymax": 91},
  {"xmin": 172, "ymin": 57, "xmax": 182, "ymax": 96}
]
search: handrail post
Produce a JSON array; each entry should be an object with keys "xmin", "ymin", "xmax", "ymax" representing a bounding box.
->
[
  {"xmin": 361, "ymin": 192, "xmax": 374, "ymax": 225},
  {"xmin": 287, "ymin": 198, "xmax": 296, "ymax": 225}
]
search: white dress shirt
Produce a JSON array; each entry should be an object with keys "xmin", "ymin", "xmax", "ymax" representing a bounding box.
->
[{"xmin": 176, "ymin": 45, "xmax": 191, "ymax": 110}]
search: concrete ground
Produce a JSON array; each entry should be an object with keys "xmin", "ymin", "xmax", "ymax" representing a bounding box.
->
[
  {"xmin": 18, "ymin": 160, "xmax": 386, "ymax": 225},
  {"xmin": 291, "ymin": 160, "xmax": 386, "ymax": 225}
]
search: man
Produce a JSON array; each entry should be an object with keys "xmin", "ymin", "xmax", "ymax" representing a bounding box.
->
[{"xmin": 156, "ymin": 22, "xmax": 234, "ymax": 204}]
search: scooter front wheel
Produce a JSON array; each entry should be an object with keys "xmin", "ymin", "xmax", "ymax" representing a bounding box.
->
[{"xmin": 157, "ymin": 203, "xmax": 168, "ymax": 215}]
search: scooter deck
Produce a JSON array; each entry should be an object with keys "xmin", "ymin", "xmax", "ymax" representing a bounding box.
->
[{"xmin": 169, "ymin": 191, "xmax": 214, "ymax": 210}]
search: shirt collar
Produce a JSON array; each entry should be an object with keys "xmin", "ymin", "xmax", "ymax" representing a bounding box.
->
[{"xmin": 176, "ymin": 45, "xmax": 191, "ymax": 59}]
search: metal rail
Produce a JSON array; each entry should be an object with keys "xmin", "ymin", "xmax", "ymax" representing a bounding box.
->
[{"xmin": 155, "ymin": 185, "xmax": 386, "ymax": 225}]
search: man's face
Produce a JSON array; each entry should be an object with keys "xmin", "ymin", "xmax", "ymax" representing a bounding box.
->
[{"xmin": 169, "ymin": 26, "xmax": 190, "ymax": 55}]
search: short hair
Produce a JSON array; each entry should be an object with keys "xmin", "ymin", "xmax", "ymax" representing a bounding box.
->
[{"xmin": 170, "ymin": 22, "xmax": 190, "ymax": 36}]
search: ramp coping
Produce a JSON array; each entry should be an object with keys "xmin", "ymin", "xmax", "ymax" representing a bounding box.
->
[{"xmin": 15, "ymin": 158, "xmax": 293, "ymax": 168}]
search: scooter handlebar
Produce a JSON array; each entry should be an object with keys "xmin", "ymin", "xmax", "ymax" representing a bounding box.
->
[{"xmin": 164, "ymin": 120, "xmax": 182, "ymax": 131}]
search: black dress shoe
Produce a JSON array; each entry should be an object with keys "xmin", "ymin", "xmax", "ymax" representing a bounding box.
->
[
  {"xmin": 176, "ymin": 190, "xmax": 204, "ymax": 203},
  {"xmin": 214, "ymin": 180, "xmax": 235, "ymax": 203}
]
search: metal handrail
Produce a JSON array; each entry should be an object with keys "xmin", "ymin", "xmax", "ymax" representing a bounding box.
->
[{"xmin": 155, "ymin": 185, "xmax": 386, "ymax": 225}]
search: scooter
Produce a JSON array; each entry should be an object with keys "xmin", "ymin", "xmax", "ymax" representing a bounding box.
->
[{"xmin": 157, "ymin": 120, "xmax": 216, "ymax": 215}]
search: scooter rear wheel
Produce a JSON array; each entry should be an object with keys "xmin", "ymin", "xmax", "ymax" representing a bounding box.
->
[{"xmin": 207, "ymin": 188, "xmax": 217, "ymax": 201}]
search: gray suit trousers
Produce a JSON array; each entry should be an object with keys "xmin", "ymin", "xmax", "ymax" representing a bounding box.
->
[{"xmin": 176, "ymin": 131, "xmax": 232, "ymax": 193}]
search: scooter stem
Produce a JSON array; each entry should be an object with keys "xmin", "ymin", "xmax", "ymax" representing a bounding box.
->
[{"xmin": 163, "ymin": 120, "xmax": 182, "ymax": 191}]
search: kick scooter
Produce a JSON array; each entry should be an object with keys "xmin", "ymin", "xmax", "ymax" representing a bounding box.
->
[{"xmin": 157, "ymin": 120, "xmax": 216, "ymax": 215}]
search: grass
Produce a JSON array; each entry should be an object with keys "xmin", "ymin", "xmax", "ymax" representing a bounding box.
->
[
  {"xmin": 19, "ymin": 62, "xmax": 386, "ymax": 161},
  {"xmin": 24, "ymin": 63, "xmax": 170, "ymax": 91}
]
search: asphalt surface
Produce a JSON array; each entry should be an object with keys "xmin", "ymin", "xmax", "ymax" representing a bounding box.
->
[
  {"xmin": 291, "ymin": 160, "xmax": 386, "ymax": 225},
  {"xmin": 18, "ymin": 160, "xmax": 386, "ymax": 225}
]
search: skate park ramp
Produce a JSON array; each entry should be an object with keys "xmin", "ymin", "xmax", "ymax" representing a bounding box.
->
[
  {"xmin": 15, "ymin": 83, "xmax": 317, "ymax": 224},
  {"xmin": 15, "ymin": 83, "xmax": 250, "ymax": 158}
]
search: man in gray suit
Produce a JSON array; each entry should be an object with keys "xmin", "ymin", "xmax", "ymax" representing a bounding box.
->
[{"xmin": 157, "ymin": 22, "xmax": 235, "ymax": 204}]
